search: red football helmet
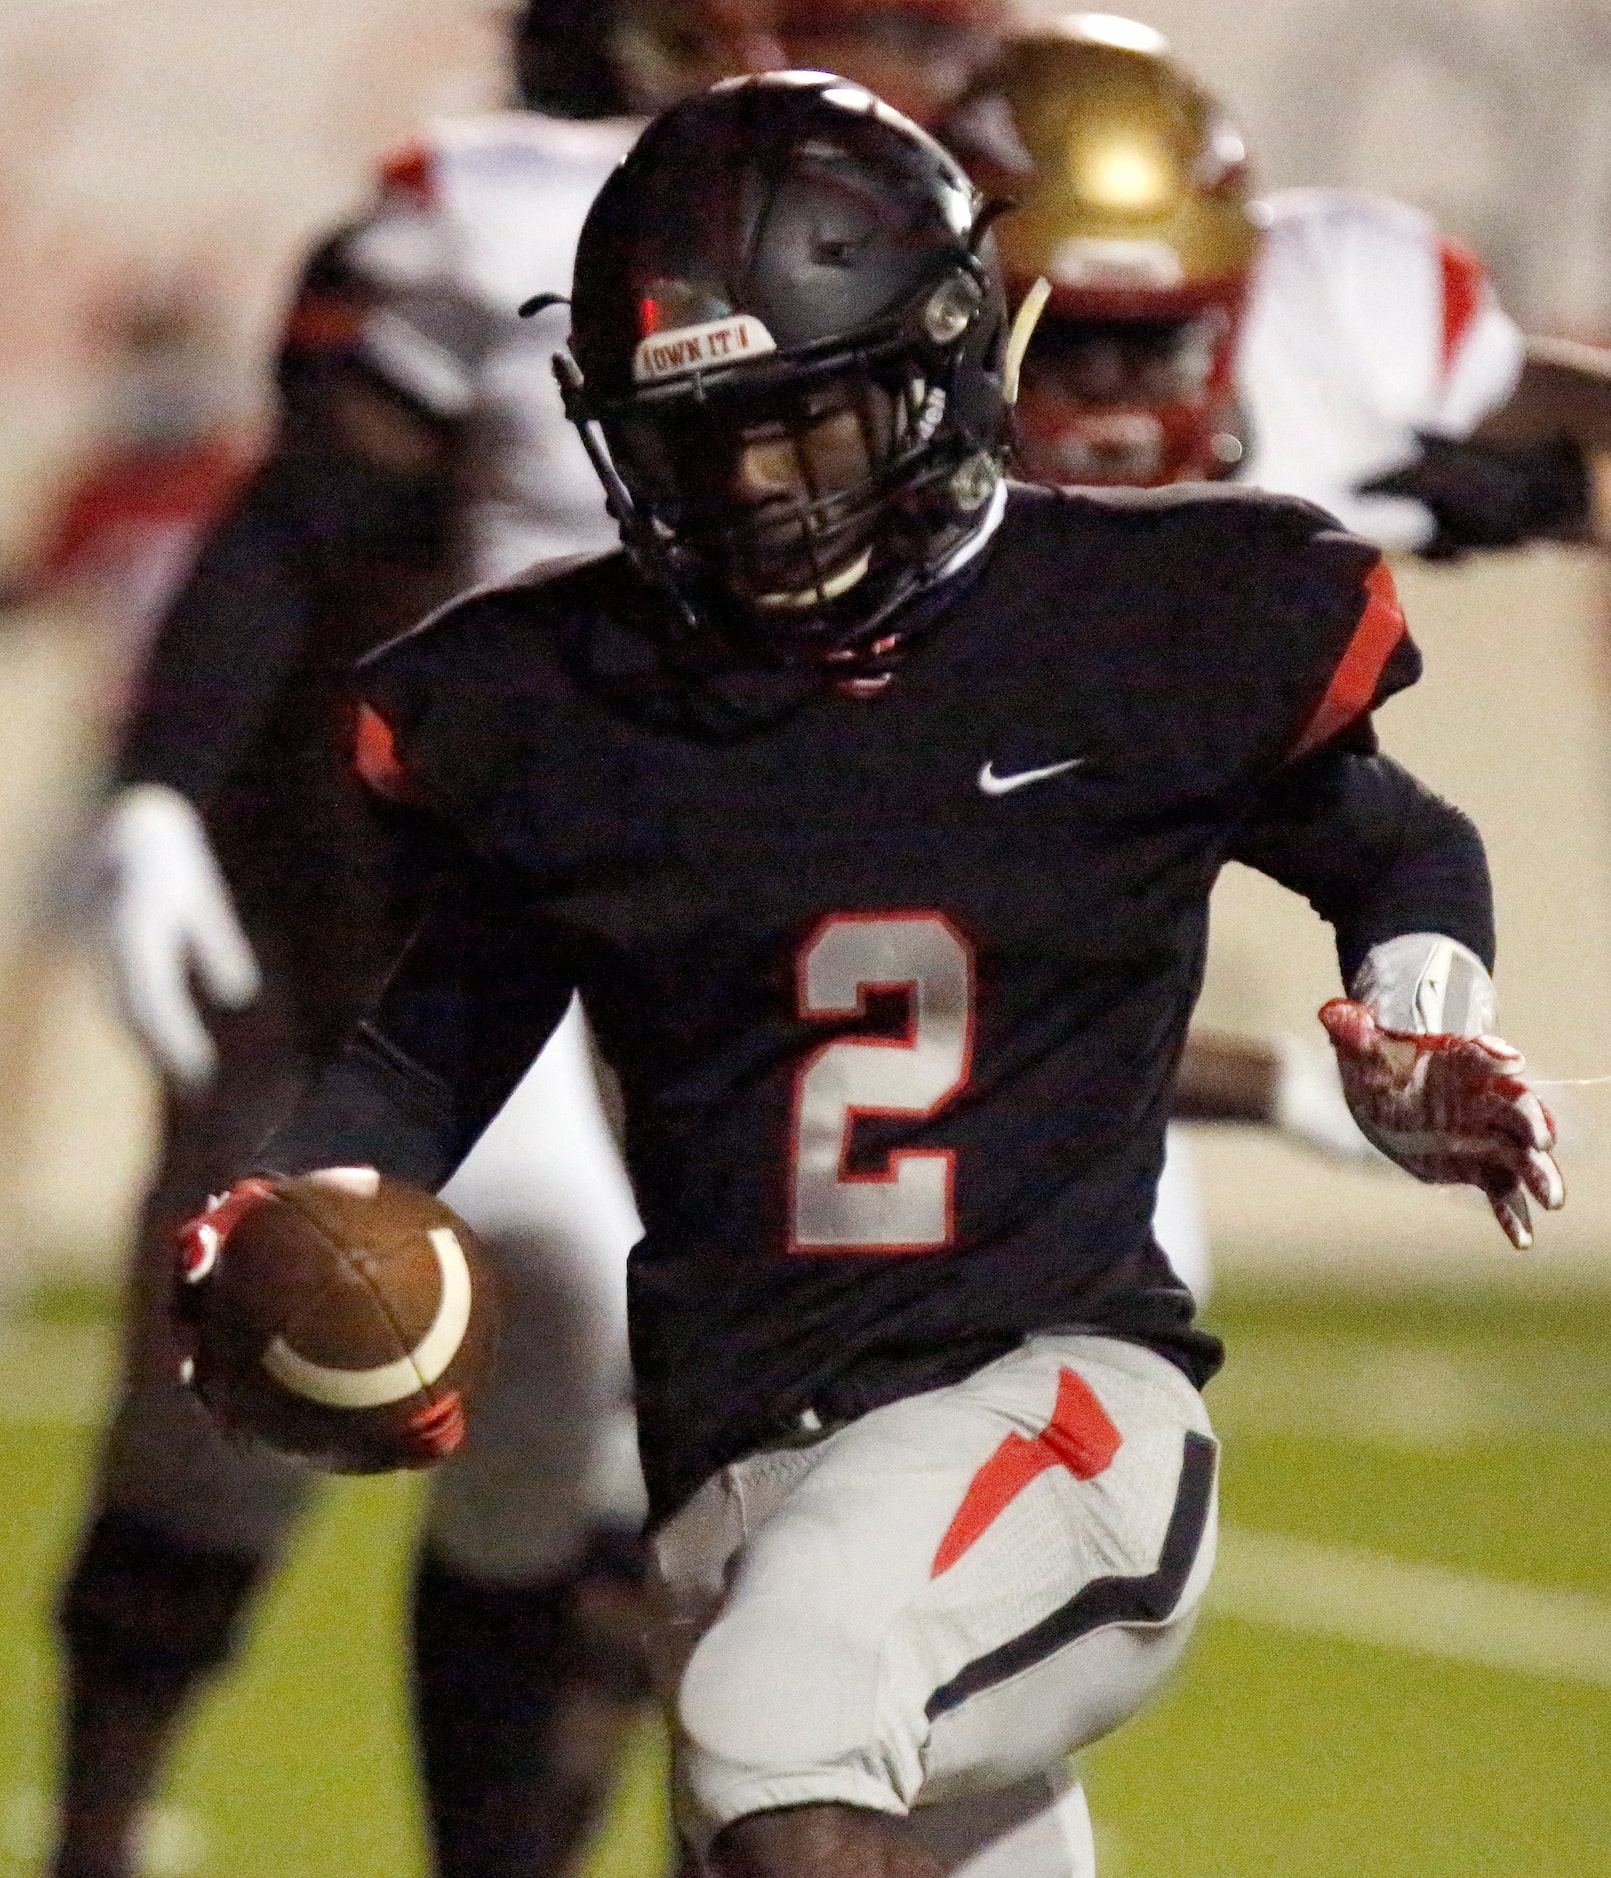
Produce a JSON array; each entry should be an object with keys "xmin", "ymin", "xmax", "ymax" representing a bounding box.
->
[{"xmin": 948, "ymin": 14, "xmax": 1265, "ymax": 485}]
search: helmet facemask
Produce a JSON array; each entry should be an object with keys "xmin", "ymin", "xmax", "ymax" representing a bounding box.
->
[
  {"xmin": 1013, "ymin": 298, "xmax": 1247, "ymax": 486},
  {"xmin": 560, "ymin": 264, "xmax": 1006, "ymax": 663},
  {"xmin": 600, "ymin": 345, "xmax": 988, "ymax": 651}
]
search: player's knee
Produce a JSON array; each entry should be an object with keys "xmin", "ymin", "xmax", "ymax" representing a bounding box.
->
[
  {"xmin": 710, "ymin": 1804, "xmax": 941, "ymax": 1878},
  {"xmin": 681, "ymin": 1592, "xmax": 863, "ymax": 1763},
  {"xmin": 676, "ymin": 1590, "xmax": 915, "ymax": 1848},
  {"xmin": 57, "ymin": 1507, "xmax": 264, "ymax": 1689}
]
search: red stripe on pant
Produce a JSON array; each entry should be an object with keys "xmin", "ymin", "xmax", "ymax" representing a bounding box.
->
[{"xmin": 931, "ymin": 1368, "xmax": 1122, "ymax": 1578}]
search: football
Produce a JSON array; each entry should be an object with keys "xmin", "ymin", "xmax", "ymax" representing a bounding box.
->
[{"xmin": 177, "ymin": 1168, "xmax": 498, "ymax": 1473}]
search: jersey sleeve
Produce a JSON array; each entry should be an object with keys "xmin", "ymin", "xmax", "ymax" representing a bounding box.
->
[
  {"xmin": 1428, "ymin": 233, "xmax": 1526, "ymax": 437},
  {"xmin": 260, "ymin": 852, "xmax": 577, "ymax": 1185},
  {"xmin": 1119, "ymin": 490, "xmax": 1423, "ymax": 779},
  {"xmin": 346, "ymin": 586, "xmax": 525, "ymax": 824},
  {"xmin": 1284, "ymin": 555, "xmax": 1417, "ymax": 760},
  {"xmin": 1231, "ymin": 745, "xmax": 1495, "ymax": 984}
]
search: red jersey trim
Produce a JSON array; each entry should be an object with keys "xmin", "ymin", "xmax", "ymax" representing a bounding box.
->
[
  {"xmin": 1439, "ymin": 236, "xmax": 1487, "ymax": 380},
  {"xmin": 352, "ymin": 702, "xmax": 415, "ymax": 802},
  {"xmin": 931, "ymin": 1368, "xmax": 1121, "ymax": 1577},
  {"xmin": 1289, "ymin": 558, "xmax": 1407, "ymax": 760}
]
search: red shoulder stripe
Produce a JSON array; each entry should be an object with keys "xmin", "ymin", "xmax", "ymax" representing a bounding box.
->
[
  {"xmin": 1439, "ymin": 235, "xmax": 1487, "ymax": 379},
  {"xmin": 1289, "ymin": 558, "xmax": 1407, "ymax": 760},
  {"xmin": 380, "ymin": 138, "xmax": 436, "ymax": 206},
  {"xmin": 352, "ymin": 701, "xmax": 416, "ymax": 802}
]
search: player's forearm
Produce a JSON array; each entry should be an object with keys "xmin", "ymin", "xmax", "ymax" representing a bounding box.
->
[
  {"xmin": 1476, "ymin": 341, "xmax": 1611, "ymax": 546},
  {"xmin": 1170, "ymin": 1031, "xmax": 1280, "ymax": 1123},
  {"xmin": 1483, "ymin": 339, "xmax": 1611, "ymax": 454},
  {"xmin": 263, "ymin": 864, "xmax": 581, "ymax": 1186},
  {"xmin": 257, "ymin": 1022, "xmax": 468, "ymax": 1187},
  {"xmin": 1232, "ymin": 746, "xmax": 1495, "ymax": 985}
]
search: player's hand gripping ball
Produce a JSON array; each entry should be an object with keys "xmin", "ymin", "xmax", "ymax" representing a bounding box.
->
[
  {"xmin": 173, "ymin": 1168, "xmax": 498, "ymax": 1471},
  {"xmin": 1319, "ymin": 1000, "xmax": 1565, "ymax": 1249}
]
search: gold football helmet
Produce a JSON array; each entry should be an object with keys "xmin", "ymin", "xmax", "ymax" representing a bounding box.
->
[{"xmin": 949, "ymin": 13, "xmax": 1265, "ymax": 484}]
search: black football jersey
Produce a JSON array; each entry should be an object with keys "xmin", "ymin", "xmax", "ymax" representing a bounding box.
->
[{"xmin": 297, "ymin": 481, "xmax": 1446, "ymax": 1521}]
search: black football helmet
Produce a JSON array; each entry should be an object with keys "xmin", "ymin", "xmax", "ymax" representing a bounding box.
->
[{"xmin": 542, "ymin": 72, "xmax": 1011, "ymax": 661}]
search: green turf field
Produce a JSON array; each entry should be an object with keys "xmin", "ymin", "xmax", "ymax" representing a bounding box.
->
[{"xmin": 2, "ymin": 1279, "xmax": 1607, "ymax": 1877}]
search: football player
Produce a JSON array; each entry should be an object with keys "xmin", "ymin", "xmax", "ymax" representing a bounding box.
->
[
  {"xmin": 191, "ymin": 76, "xmax": 1561, "ymax": 1878},
  {"xmin": 54, "ymin": 9, "xmax": 1020, "ymax": 1878}
]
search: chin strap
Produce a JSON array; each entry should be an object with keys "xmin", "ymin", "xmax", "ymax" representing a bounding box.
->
[{"xmin": 545, "ymin": 337, "xmax": 704, "ymax": 642}]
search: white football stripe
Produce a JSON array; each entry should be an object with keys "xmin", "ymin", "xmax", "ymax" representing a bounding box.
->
[
  {"xmin": 1213, "ymin": 1525, "xmax": 1611, "ymax": 1688},
  {"xmin": 263, "ymin": 1226, "xmax": 472, "ymax": 1410}
]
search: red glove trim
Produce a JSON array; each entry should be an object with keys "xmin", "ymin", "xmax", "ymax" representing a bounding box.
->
[
  {"xmin": 1289, "ymin": 558, "xmax": 1407, "ymax": 760},
  {"xmin": 405, "ymin": 1390, "xmax": 466, "ymax": 1463},
  {"xmin": 177, "ymin": 1176, "xmax": 278, "ymax": 1282},
  {"xmin": 379, "ymin": 138, "xmax": 437, "ymax": 207}
]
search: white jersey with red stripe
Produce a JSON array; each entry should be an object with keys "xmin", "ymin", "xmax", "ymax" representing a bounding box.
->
[
  {"xmin": 341, "ymin": 109, "xmax": 639, "ymax": 583},
  {"xmin": 315, "ymin": 111, "xmax": 653, "ymax": 1558},
  {"xmin": 1237, "ymin": 188, "xmax": 1526, "ymax": 550}
]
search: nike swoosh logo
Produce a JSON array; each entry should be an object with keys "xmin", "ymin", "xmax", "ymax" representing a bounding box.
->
[{"xmin": 977, "ymin": 757, "xmax": 1087, "ymax": 797}]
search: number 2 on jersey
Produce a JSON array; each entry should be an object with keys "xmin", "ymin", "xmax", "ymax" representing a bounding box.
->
[{"xmin": 789, "ymin": 913, "xmax": 974, "ymax": 1254}]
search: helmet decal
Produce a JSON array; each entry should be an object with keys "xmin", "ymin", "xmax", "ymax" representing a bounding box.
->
[{"xmin": 632, "ymin": 314, "xmax": 780, "ymax": 382}]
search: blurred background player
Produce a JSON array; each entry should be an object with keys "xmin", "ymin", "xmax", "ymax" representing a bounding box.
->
[
  {"xmin": 943, "ymin": 9, "xmax": 1611, "ymax": 1298},
  {"xmin": 0, "ymin": 276, "xmax": 253, "ymax": 685},
  {"xmin": 949, "ymin": 11, "xmax": 1611, "ymax": 543},
  {"xmin": 50, "ymin": 7, "xmax": 1024, "ymax": 1878},
  {"xmin": 54, "ymin": 27, "xmax": 645, "ymax": 1878}
]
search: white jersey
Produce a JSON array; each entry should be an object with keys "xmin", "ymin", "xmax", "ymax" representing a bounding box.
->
[
  {"xmin": 341, "ymin": 109, "xmax": 639, "ymax": 583},
  {"xmin": 342, "ymin": 112, "xmax": 651, "ymax": 1554},
  {"xmin": 1237, "ymin": 188, "xmax": 1526, "ymax": 550}
]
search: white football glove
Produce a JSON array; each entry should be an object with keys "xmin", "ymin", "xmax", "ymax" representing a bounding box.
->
[
  {"xmin": 91, "ymin": 784, "xmax": 261, "ymax": 1089},
  {"xmin": 1321, "ymin": 934, "xmax": 1564, "ymax": 1249}
]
